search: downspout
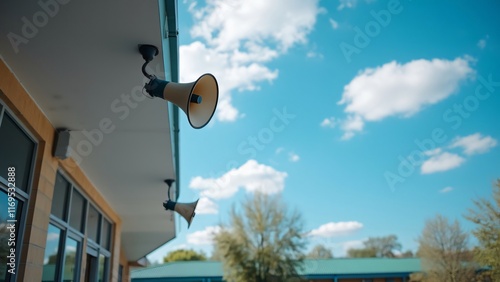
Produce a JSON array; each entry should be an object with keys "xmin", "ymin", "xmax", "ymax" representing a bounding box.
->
[{"xmin": 163, "ymin": 0, "xmax": 181, "ymax": 201}]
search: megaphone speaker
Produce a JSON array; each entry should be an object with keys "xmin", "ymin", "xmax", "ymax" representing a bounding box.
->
[
  {"xmin": 163, "ymin": 199, "xmax": 199, "ymax": 228},
  {"xmin": 145, "ymin": 74, "xmax": 219, "ymax": 129}
]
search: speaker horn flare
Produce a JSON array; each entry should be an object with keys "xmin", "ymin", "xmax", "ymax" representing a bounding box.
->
[{"xmin": 163, "ymin": 199, "xmax": 199, "ymax": 228}]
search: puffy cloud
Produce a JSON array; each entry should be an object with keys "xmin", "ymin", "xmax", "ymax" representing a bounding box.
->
[
  {"xmin": 421, "ymin": 152, "xmax": 465, "ymax": 174},
  {"xmin": 419, "ymin": 133, "xmax": 495, "ymax": 174},
  {"xmin": 320, "ymin": 117, "xmax": 338, "ymax": 128},
  {"xmin": 338, "ymin": 57, "xmax": 474, "ymax": 139},
  {"xmin": 477, "ymin": 35, "xmax": 489, "ymax": 49},
  {"xmin": 337, "ymin": 0, "xmax": 358, "ymax": 10},
  {"xmin": 187, "ymin": 226, "xmax": 222, "ymax": 245},
  {"xmin": 181, "ymin": 0, "xmax": 322, "ymax": 122},
  {"xmin": 196, "ymin": 197, "xmax": 219, "ymax": 214},
  {"xmin": 309, "ymin": 221, "xmax": 363, "ymax": 237},
  {"xmin": 450, "ymin": 133, "xmax": 497, "ymax": 155},
  {"xmin": 189, "ymin": 160, "xmax": 288, "ymax": 199},
  {"xmin": 439, "ymin": 186, "xmax": 454, "ymax": 193},
  {"xmin": 289, "ymin": 152, "xmax": 300, "ymax": 162},
  {"xmin": 190, "ymin": 0, "xmax": 320, "ymax": 52},
  {"xmin": 338, "ymin": 239, "xmax": 365, "ymax": 254},
  {"xmin": 329, "ymin": 18, "xmax": 339, "ymax": 29},
  {"xmin": 341, "ymin": 115, "xmax": 364, "ymax": 140}
]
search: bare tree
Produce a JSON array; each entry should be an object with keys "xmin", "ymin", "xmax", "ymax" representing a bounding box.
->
[
  {"xmin": 417, "ymin": 214, "xmax": 475, "ymax": 282},
  {"xmin": 346, "ymin": 235, "xmax": 402, "ymax": 258},
  {"xmin": 307, "ymin": 244, "xmax": 333, "ymax": 259},
  {"xmin": 213, "ymin": 192, "xmax": 306, "ymax": 282}
]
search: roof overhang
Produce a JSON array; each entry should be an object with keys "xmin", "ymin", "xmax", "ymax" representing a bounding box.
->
[{"xmin": 0, "ymin": 0, "xmax": 179, "ymax": 261}]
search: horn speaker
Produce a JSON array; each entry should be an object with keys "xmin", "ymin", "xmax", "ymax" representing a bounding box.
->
[
  {"xmin": 163, "ymin": 199, "xmax": 199, "ymax": 228},
  {"xmin": 163, "ymin": 179, "xmax": 199, "ymax": 228},
  {"xmin": 139, "ymin": 44, "xmax": 219, "ymax": 129}
]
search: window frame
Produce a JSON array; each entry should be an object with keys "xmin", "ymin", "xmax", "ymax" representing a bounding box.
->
[
  {"xmin": 44, "ymin": 170, "xmax": 113, "ymax": 281},
  {"xmin": 0, "ymin": 101, "xmax": 38, "ymax": 282}
]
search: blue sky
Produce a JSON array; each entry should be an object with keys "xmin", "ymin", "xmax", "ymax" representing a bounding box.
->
[{"xmin": 148, "ymin": 0, "xmax": 500, "ymax": 263}]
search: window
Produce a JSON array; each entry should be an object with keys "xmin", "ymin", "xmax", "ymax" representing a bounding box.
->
[
  {"xmin": 63, "ymin": 237, "xmax": 79, "ymax": 281},
  {"xmin": 42, "ymin": 224, "xmax": 62, "ymax": 282},
  {"xmin": 118, "ymin": 265, "xmax": 123, "ymax": 282},
  {"xmin": 87, "ymin": 205, "xmax": 100, "ymax": 243},
  {"xmin": 98, "ymin": 254, "xmax": 107, "ymax": 282},
  {"xmin": 0, "ymin": 103, "xmax": 37, "ymax": 282},
  {"xmin": 45, "ymin": 172, "xmax": 113, "ymax": 281},
  {"xmin": 51, "ymin": 174, "xmax": 69, "ymax": 221},
  {"xmin": 0, "ymin": 191, "xmax": 23, "ymax": 280},
  {"xmin": 69, "ymin": 190, "xmax": 85, "ymax": 233},
  {"xmin": 0, "ymin": 114, "xmax": 36, "ymax": 193},
  {"xmin": 101, "ymin": 219, "xmax": 111, "ymax": 251}
]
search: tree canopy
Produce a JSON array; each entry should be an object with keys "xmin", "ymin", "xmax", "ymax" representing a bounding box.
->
[
  {"xmin": 213, "ymin": 192, "xmax": 306, "ymax": 282},
  {"xmin": 307, "ymin": 244, "xmax": 333, "ymax": 259},
  {"xmin": 346, "ymin": 235, "xmax": 402, "ymax": 258},
  {"xmin": 163, "ymin": 249, "xmax": 207, "ymax": 263},
  {"xmin": 466, "ymin": 180, "xmax": 500, "ymax": 280}
]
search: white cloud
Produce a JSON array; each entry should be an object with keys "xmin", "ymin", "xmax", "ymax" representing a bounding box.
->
[
  {"xmin": 329, "ymin": 18, "xmax": 339, "ymax": 29},
  {"xmin": 196, "ymin": 197, "xmax": 219, "ymax": 214},
  {"xmin": 450, "ymin": 133, "xmax": 497, "ymax": 156},
  {"xmin": 341, "ymin": 115, "xmax": 364, "ymax": 140},
  {"xmin": 306, "ymin": 51, "xmax": 324, "ymax": 59},
  {"xmin": 424, "ymin": 148, "xmax": 442, "ymax": 156},
  {"xmin": 439, "ymin": 186, "xmax": 454, "ymax": 193},
  {"xmin": 309, "ymin": 221, "xmax": 363, "ymax": 237},
  {"xmin": 182, "ymin": 0, "xmax": 322, "ymax": 122},
  {"xmin": 275, "ymin": 147, "xmax": 285, "ymax": 154},
  {"xmin": 337, "ymin": 57, "xmax": 474, "ymax": 139},
  {"xmin": 421, "ymin": 152, "xmax": 465, "ymax": 174},
  {"xmin": 338, "ymin": 239, "xmax": 365, "ymax": 255},
  {"xmin": 338, "ymin": 0, "xmax": 358, "ymax": 10},
  {"xmin": 289, "ymin": 152, "xmax": 300, "ymax": 162},
  {"xmin": 189, "ymin": 160, "xmax": 288, "ymax": 199},
  {"xmin": 477, "ymin": 39, "xmax": 487, "ymax": 49},
  {"xmin": 320, "ymin": 117, "xmax": 338, "ymax": 128},
  {"xmin": 187, "ymin": 226, "xmax": 222, "ymax": 245},
  {"xmin": 477, "ymin": 35, "xmax": 489, "ymax": 49}
]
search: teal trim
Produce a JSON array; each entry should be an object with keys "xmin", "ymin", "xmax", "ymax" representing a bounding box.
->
[
  {"xmin": 131, "ymin": 258, "xmax": 422, "ymax": 281},
  {"xmin": 159, "ymin": 0, "xmax": 181, "ymax": 201}
]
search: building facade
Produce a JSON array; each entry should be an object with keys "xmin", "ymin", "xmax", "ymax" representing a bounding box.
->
[{"xmin": 0, "ymin": 0, "xmax": 181, "ymax": 281}]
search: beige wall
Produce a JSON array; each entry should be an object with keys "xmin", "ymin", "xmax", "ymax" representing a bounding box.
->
[{"xmin": 0, "ymin": 59, "xmax": 127, "ymax": 281}]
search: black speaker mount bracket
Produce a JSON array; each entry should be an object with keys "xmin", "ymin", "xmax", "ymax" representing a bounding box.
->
[{"xmin": 138, "ymin": 44, "xmax": 159, "ymax": 79}]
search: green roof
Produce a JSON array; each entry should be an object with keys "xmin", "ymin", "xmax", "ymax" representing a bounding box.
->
[
  {"xmin": 132, "ymin": 261, "xmax": 223, "ymax": 279},
  {"xmin": 131, "ymin": 258, "xmax": 422, "ymax": 279},
  {"xmin": 298, "ymin": 258, "xmax": 421, "ymax": 275}
]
